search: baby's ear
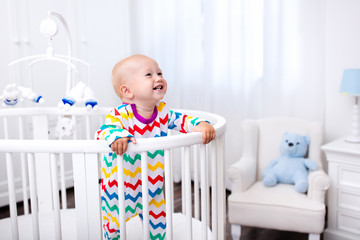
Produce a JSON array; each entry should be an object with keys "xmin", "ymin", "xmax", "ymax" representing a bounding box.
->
[{"xmin": 120, "ymin": 85, "xmax": 133, "ymax": 99}]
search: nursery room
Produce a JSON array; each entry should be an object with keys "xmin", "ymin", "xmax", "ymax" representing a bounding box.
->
[{"xmin": 0, "ymin": 0, "xmax": 359, "ymax": 240}]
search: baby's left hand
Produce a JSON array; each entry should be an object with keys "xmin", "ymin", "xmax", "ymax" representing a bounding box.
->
[{"xmin": 191, "ymin": 122, "xmax": 216, "ymax": 144}]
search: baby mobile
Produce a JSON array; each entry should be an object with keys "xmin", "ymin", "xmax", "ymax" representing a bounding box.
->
[
  {"xmin": 0, "ymin": 11, "xmax": 98, "ymax": 137},
  {"xmin": 0, "ymin": 11, "xmax": 98, "ymax": 111}
]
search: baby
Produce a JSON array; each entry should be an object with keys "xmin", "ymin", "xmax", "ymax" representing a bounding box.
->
[{"xmin": 96, "ymin": 54, "xmax": 215, "ymax": 240}]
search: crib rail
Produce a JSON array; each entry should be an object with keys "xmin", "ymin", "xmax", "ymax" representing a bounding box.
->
[
  {"xmin": 0, "ymin": 107, "xmax": 110, "ymax": 215},
  {"xmin": 0, "ymin": 108, "xmax": 226, "ymax": 240}
]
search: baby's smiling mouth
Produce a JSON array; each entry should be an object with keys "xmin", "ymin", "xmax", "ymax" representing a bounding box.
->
[{"xmin": 153, "ymin": 86, "xmax": 163, "ymax": 90}]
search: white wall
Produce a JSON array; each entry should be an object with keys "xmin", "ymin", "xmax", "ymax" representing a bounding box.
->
[
  {"xmin": 1, "ymin": 0, "xmax": 358, "ymax": 141},
  {"xmin": 0, "ymin": 1, "xmax": 11, "ymax": 92},
  {"xmin": 325, "ymin": 0, "xmax": 360, "ymax": 142}
]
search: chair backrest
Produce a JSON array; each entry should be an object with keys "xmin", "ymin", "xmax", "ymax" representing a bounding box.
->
[{"xmin": 251, "ymin": 117, "xmax": 323, "ymax": 181}]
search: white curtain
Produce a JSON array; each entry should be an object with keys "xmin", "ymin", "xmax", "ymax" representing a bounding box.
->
[{"xmin": 124, "ymin": 0, "xmax": 326, "ymax": 187}]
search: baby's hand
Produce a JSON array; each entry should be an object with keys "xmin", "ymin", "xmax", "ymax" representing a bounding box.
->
[
  {"xmin": 191, "ymin": 122, "xmax": 216, "ymax": 144},
  {"xmin": 111, "ymin": 137, "xmax": 137, "ymax": 155}
]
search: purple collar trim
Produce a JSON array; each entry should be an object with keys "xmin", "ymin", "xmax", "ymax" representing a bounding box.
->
[{"xmin": 131, "ymin": 104, "xmax": 158, "ymax": 124}]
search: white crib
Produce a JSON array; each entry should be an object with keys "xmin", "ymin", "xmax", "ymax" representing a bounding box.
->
[{"xmin": 0, "ymin": 106, "xmax": 226, "ymax": 240}]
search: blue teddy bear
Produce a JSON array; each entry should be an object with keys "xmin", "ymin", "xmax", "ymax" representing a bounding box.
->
[{"xmin": 262, "ymin": 132, "xmax": 318, "ymax": 193}]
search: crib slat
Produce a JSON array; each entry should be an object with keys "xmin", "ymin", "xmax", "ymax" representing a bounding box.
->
[
  {"xmin": 3, "ymin": 117, "xmax": 21, "ymax": 239},
  {"xmin": 216, "ymin": 135, "xmax": 226, "ymax": 239},
  {"xmin": 85, "ymin": 115, "xmax": 91, "ymax": 140},
  {"xmin": 58, "ymin": 116, "xmax": 67, "ymax": 210},
  {"xmin": 210, "ymin": 141, "xmax": 218, "ymax": 240},
  {"xmin": 85, "ymin": 153, "xmax": 102, "ymax": 240},
  {"xmin": 59, "ymin": 153, "xmax": 67, "ymax": 209},
  {"xmin": 6, "ymin": 152, "xmax": 19, "ymax": 240},
  {"xmin": 20, "ymin": 153, "xmax": 29, "ymax": 214},
  {"xmin": 206, "ymin": 145, "xmax": 210, "ymax": 228},
  {"xmin": 3, "ymin": 116, "xmax": 9, "ymax": 139},
  {"xmin": 72, "ymin": 153, "xmax": 89, "ymax": 240},
  {"xmin": 184, "ymin": 146, "xmax": 192, "ymax": 240},
  {"xmin": 50, "ymin": 153, "xmax": 62, "ymax": 240},
  {"xmin": 32, "ymin": 116, "xmax": 53, "ymax": 212},
  {"xmin": 164, "ymin": 149, "xmax": 173, "ymax": 240},
  {"xmin": 193, "ymin": 145, "xmax": 200, "ymax": 220},
  {"xmin": 117, "ymin": 154, "xmax": 127, "ymax": 240},
  {"xmin": 181, "ymin": 147, "xmax": 186, "ymax": 214},
  {"xmin": 72, "ymin": 116, "xmax": 77, "ymax": 139},
  {"xmin": 27, "ymin": 153, "xmax": 40, "ymax": 240},
  {"xmin": 18, "ymin": 116, "xmax": 29, "ymax": 215},
  {"xmin": 141, "ymin": 151, "xmax": 149, "ymax": 240},
  {"xmin": 200, "ymin": 144, "xmax": 208, "ymax": 240},
  {"xmin": 170, "ymin": 149, "xmax": 174, "ymax": 213}
]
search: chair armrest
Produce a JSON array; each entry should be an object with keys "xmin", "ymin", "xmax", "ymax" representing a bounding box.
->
[
  {"xmin": 307, "ymin": 170, "xmax": 330, "ymax": 202},
  {"xmin": 227, "ymin": 155, "xmax": 256, "ymax": 193}
]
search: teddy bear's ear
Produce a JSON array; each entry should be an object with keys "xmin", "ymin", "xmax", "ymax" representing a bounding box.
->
[{"xmin": 303, "ymin": 136, "xmax": 310, "ymax": 145}]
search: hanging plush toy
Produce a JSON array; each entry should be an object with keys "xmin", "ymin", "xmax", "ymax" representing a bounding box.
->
[
  {"xmin": 82, "ymin": 84, "xmax": 98, "ymax": 110},
  {"xmin": 262, "ymin": 132, "xmax": 318, "ymax": 193},
  {"xmin": 58, "ymin": 81, "xmax": 98, "ymax": 110},
  {"xmin": 0, "ymin": 83, "xmax": 44, "ymax": 106},
  {"xmin": 55, "ymin": 117, "xmax": 75, "ymax": 137}
]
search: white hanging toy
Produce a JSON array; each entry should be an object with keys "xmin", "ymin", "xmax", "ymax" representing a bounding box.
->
[
  {"xmin": 55, "ymin": 117, "xmax": 75, "ymax": 137},
  {"xmin": 58, "ymin": 81, "xmax": 98, "ymax": 111},
  {"xmin": 0, "ymin": 83, "xmax": 44, "ymax": 106}
]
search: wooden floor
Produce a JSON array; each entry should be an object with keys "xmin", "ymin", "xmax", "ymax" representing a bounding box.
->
[{"xmin": 0, "ymin": 182, "xmax": 321, "ymax": 240}]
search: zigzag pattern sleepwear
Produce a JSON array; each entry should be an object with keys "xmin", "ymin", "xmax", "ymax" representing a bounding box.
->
[{"xmin": 96, "ymin": 101, "xmax": 206, "ymax": 240}]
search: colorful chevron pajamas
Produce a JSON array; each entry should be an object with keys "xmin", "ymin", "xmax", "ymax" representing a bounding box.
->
[{"xmin": 96, "ymin": 101, "xmax": 206, "ymax": 240}]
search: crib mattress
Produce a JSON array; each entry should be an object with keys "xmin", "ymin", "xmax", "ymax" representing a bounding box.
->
[{"xmin": 0, "ymin": 210, "xmax": 212, "ymax": 239}]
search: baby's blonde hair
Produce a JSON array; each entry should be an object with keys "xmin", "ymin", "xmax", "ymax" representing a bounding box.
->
[
  {"xmin": 111, "ymin": 59, "xmax": 127, "ymax": 99},
  {"xmin": 111, "ymin": 54, "xmax": 150, "ymax": 99}
]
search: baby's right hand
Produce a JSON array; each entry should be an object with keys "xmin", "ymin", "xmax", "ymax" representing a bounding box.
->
[{"xmin": 111, "ymin": 137, "xmax": 137, "ymax": 155}]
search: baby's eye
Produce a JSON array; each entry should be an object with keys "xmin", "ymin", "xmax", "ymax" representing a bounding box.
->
[
  {"xmin": 157, "ymin": 72, "xmax": 162, "ymax": 76},
  {"xmin": 145, "ymin": 73, "xmax": 151, "ymax": 77}
]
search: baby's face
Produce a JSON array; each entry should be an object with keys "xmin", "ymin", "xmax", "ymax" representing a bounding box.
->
[{"xmin": 126, "ymin": 56, "xmax": 167, "ymax": 106}]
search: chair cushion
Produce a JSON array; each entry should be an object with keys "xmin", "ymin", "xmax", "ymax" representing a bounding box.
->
[{"xmin": 228, "ymin": 181, "xmax": 326, "ymax": 233}]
